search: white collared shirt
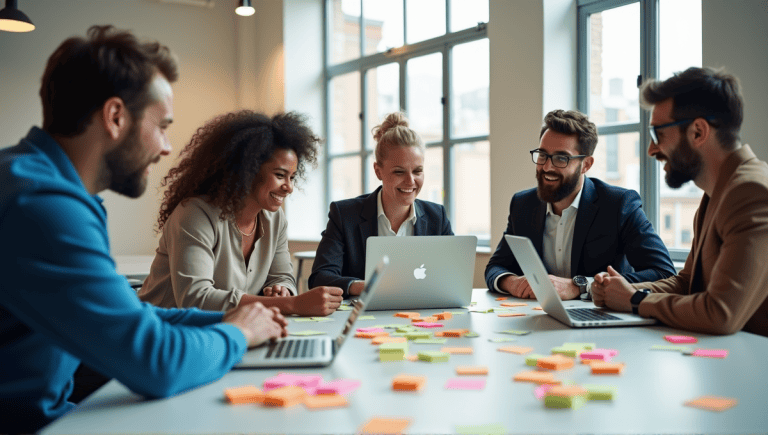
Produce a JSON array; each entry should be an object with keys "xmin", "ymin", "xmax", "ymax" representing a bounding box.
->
[{"xmin": 377, "ymin": 190, "xmax": 417, "ymax": 237}]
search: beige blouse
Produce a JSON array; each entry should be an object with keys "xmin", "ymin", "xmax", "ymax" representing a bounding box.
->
[{"xmin": 139, "ymin": 197, "xmax": 296, "ymax": 311}]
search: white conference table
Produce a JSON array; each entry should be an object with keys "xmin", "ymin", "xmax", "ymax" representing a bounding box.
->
[{"xmin": 41, "ymin": 289, "xmax": 768, "ymax": 434}]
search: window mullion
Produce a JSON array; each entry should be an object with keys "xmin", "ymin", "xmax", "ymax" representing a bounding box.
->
[
  {"xmin": 361, "ymin": 68, "xmax": 369, "ymax": 192},
  {"xmin": 640, "ymin": 0, "xmax": 660, "ymax": 230},
  {"xmin": 442, "ymin": 44, "xmax": 453, "ymax": 222}
]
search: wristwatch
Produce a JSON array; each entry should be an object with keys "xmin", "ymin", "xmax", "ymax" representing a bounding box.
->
[
  {"xmin": 630, "ymin": 289, "xmax": 651, "ymax": 315},
  {"xmin": 572, "ymin": 275, "xmax": 588, "ymax": 296}
]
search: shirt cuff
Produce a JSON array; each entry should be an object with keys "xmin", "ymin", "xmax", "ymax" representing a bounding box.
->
[{"xmin": 493, "ymin": 273, "xmax": 514, "ymax": 293}]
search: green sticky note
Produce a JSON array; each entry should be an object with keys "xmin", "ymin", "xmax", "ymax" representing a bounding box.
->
[
  {"xmin": 582, "ymin": 384, "xmax": 617, "ymax": 401},
  {"xmin": 380, "ymin": 342, "xmax": 408, "ymax": 353},
  {"xmin": 357, "ymin": 315, "xmax": 375, "ymax": 320},
  {"xmin": 309, "ymin": 317, "xmax": 334, "ymax": 322},
  {"xmin": 455, "ymin": 423, "xmax": 506, "ymax": 435},
  {"xmin": 650, "ymin": 344, "xmax": 693, "ymax": 352},
  {"xmin": 525, "ymin": 354, "xmax": 546, "ymax": 366},
  {"xmin": 413, "ymin": 338, "xmax": 447, "ymax": 345},
  {"xmin": 417, "ymin": 351, "xmax": 449, "ymax": 362},
  {"xmin": 498, "ymin": 330, "xmax": 531, "ymax": 336},
  {"xmin": 449, "ymin": 311, "xmax": 466, "ymax": 315},
  {"xmin": 464, "ymin": 332, "xmax": 480, "ymax": 338},
  {"xmin": 292, "ymin": 318, "xmax": 315, "ymax": 322},
  {"xmin": 379, "ymin": 353, "xmax": 405, "ymax": 362},
  {"xmin": 551, "ymin": 346, "xmax": 582, "ymax": 357},
  {"xmin": 544, "ymin": 394, "xmax": 586, "ymax": 410},
  {"xmin": 488, "ymin": 338, "xmax": 517, "ymax": 343},
  {"xmin": 291, "ymin": 330, "xmax": 326, "ymax": 336},
  {"xmin": 405, "ymin": 332, "xmax": 432, "ymax": 340},
  {"xmin": 373, "ymin": 324, "xmax": 402, "ymax": 329},
  {"xmin": 337, "ymin": 305, "xmax": 352, "ymax": 311}
]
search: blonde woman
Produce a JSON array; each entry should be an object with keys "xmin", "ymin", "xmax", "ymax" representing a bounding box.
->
[{"xmin": 308, "ymin": 112, "xmax": 454, "ymax": 297}]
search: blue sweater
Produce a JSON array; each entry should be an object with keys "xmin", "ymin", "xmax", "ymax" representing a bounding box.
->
[{"xmin": 0, "ymin": 128, "xmax": 247, "ymax": 433}]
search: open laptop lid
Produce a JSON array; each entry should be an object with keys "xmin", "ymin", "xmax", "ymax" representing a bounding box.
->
[
  {"xmin": 504, "ymin": 235, "xmax": 656, "ymax": 328},
  {"xmin": 334, "ymin": 256, "xmax": 388, "ymax": 350}
]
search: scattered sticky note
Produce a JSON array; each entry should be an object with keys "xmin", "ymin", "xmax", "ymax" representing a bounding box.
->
[
  {"xmin": 513, "ymin": 370, "xmax": 558, "ymax": 384},
  {"xmin": 665, "ymin": 335, "xmax": 698, "ymax": 344},
  {"xmin": 498, "ymin": 329, "xmax": 531, "ymax": 335},
  {"xmin": 412, "ymin": 322, "xmax": 444, "ymax": 328},
  {"xmin": 309, "ymin": 317, "xmax": 334, "ymax": 322},
  {"xmin": 495, "ymin": 297, "xmax": 508, "ymax": 301},
  {"xmin": 532, "ymin": 307, "xmax": 544, "ymax": 311},
  {"xmin": 464, "ymin": 332, "xmax": 480, "ymax": 338},
  {"xmin": 394, "ymin": 312, "xmax": 420, "ymax": 319},
  {"xmin": 404, "ymin": 331, "xmax": 432, "ymax": 340},
  {"xmin": 590, "ymin": 361, "xmax": 625, "ymax": 375},
  {"xmin": 455, "ymin": 423, "xmax": 506, "ymax": 435},
  {"xmin": 392, "ymin": 374, "xmax": 426, "ymax": 391},
  {"xmin": 418, "ymin": 350, "xmax": 450, "ymax": 362},
  {"xmin": 580, "ymin": 349, "xmax": 618, "ymax": 362},
  {"xmin": 544, "ymin": 385, "xmax": 588, "ymax": 410},
  {"xmin": 488, "ymin": 337, "xmax": 517, "ymax": 343},
  {"xmin": 224, "ymin": 385, "xmax": 264, "ymax": 404},
  {"xmin": 445, "ymin": 378, "xmax": 486, "ymax": 390},
  {"xmin": 435, "ymin": 312, "xmax": 453, "ymax": 320},
  {"xmin": 337, "ymin": 305, "xmax": 352, "ymax": 311},
  {"xmin": 498, "ymin": 313, "xmax": 526, "ymax": 317},
  {"xmin": 456, "ymin": 365, "xmax": 488, "ymax": 375},
  {"xmin": 582, "ymin": 384, "xmax": 617, "ymax": 400},
  {"xmin": 263, "ymin": 386, "xmax": 307, "ymax": 407},
  {"xmin": 534, "ymin": 383, "xmax": 555, "ymax": 400},
  {"xmin": 684, "ymin": 395, "xmax": 738, "ymax": 412},
  {"xmin": 355, "ymin": 330, "xmax": 389, "ymax": 339},
  {"xmin": 692, "ymin": 349, "xmax": 728, "ymax": 358},
  {"xmin": 291, "ymin": 330, "xmax": 326, "ymax": 336},
  {"xmin": 441, "ymin": 346, "xmax": 473, "ymax": 354},
  {"xmin": 537, "ymin": 354, "xmax": 575, "ymax": 370},
  {"xmin": 315, "ymin": 379, "xmax": 361, "ymax": 395},
  {"xmin": 650, "ymin": 344, "xmax": 693, "ymax": 352},
  {"xmin": 413, "ymin": 338, "xmax": 448, "ymax": 345},
  {"xmin": 358, "ymin": 418, "xmax": 412, "ymax": 435},
  {"xmin": 304, "ymin": 394, "xmax": 348, "ymax": 409},
  {"xmin": 357, "ymin": 327, "xmax": 386, "ymax": 333},
  {"xmin": 498, "ymin": 346, "xmax": 533, "ymax": 355},
  {"xmin": 292, "ymin": 318, "xmax": 316, "ymax": 322},
  {"xmin": 372, "ymin": 336, "xmax": 408, "ymax": 345},
  {"xmin": 500, "ymin": 302, "xmax": 528, "ymax": 307},
  {"xmin": 525, "ymin": 354, "xmax": 546, "ymax": 367},
  {"xmin": 357, "ymin": 315, "xmax": 375, "ymax": 320}
]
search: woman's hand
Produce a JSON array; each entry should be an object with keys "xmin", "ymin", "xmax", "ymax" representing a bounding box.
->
[{"xmin": 263, "ymin": 285, "xmax": 291, "ymax": 297}]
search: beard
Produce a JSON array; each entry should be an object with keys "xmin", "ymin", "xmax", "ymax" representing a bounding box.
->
[
  {"xmin": 103, "ymin": 122, "xmax": 154, "ymax": 198},
  {"xmin": 662, "ymin": 135, "xmax": 703, "ymax": 189},
  {"xmin": 536, "ymin": 164, "xmax": 582, "ymax": 204}
]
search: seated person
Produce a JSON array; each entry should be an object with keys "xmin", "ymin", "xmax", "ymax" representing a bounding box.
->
[
  {"xmin": 0, "ymin": 26, "xmax": 286, "ymax": 434},
  {"xmin": 308, "ymin": 112, "xmax": 454, "ymax": 297},
  {"xmin": 593, "ymin": 67, "xmax": 768, "ymax": 337},
  {"xmin": 139, "ymin": 111, "xmax": 343, "ymax": 316},
  {"xmin": 485, "ymin": 109, "xmax": 676, "ymax": 300}
]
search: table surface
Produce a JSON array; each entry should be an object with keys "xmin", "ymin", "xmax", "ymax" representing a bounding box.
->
[{"xmin": 41, "ymin": 290, "xmax": 768, "ymax": 434}]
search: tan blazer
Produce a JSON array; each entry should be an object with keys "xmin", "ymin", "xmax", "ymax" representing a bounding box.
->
[{"xmin": 636, "ymin": 145, "xmax": 768, "ymax": 337}]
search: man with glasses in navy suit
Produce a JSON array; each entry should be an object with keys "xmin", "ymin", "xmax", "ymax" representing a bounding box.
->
[{"xmin": 485, "ymin": 110, "xmax": 675, "ymax": 300}]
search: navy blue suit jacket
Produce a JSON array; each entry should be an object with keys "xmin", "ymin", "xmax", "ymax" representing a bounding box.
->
[
  {"xmin": 485, "ymin": 177, "xmax": 675, "ymax": 292},
  {"xmin": 309, "ymin": 187, "xmax": 454, "ymax": 297}
]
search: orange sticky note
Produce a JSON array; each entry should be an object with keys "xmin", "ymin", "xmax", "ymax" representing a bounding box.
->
[
  {"xmin": 405, "ymin": 354, "xmax": 418, "ymax": 362},
  {"xmin": 513, "ymin": 370, "xmax": 559, "ymax": 384},
  {"xmin": 355, "ymin": 331, "xmax": 390, "ymax": 339},
  {"xmin": 456, "ymin": 365, "xmax": 488, "ymax": 375},
  {"xmin": 537, "ymin": 355, "xmax": 575, "ymax": 371},
  {"xmin": 416, "ymin": 316, "xmax": 438, "ymax": 323},
  {"xmin": 591, "ymin": 361, "xmax": 625, "ymax": 375},
  {"xmin": 224, "ymin": 385, "xmax": 264, "ymax": 404},
  {"xmin": 684, "ymin": 395, "xmax": 738, "ymax": 412},
  {"xmin": 372, "ymin": 336, "xmax": 408, "ymax": 345},
  {"xmin": 304, "ymin": 394, "xmax": 348, "ymax": 409},
  {"xmin": 435, "ymin": 312, "xmax": 452, "ymax": 320},
  {"xmin": 498, "ymin": 346, "xmax": 534, "ymax": 355},
  {"xmin": 441, "ymin": 329, "xmax": 469, "ymax": 338},
  {"xmin": 547, "ymin": 385, "xmax": 587, "ymax": 398},
  {"xmin": 263, "ymin": 386, "xmax": 306, "ymax": 407},
  {"xmin": 394, "ymin": 312, "xmax": 420, "ymax": 319},
  {"xmin": 532, "ymin": 307, "xmax": 543, "ymax": 311},
  {"xmin": 392, "ymin": 374, "xmax": 426, "ymax": 391},
  {"xmin": 441, "ymin": 346, "xmax": 473, "ymax": 354},
  {"xmin": 358, "ymin": 417, "xmax": 412, "ymax": 435},
  {"xmin": 500, "ymin": 302, "xmax": 528, "ymax": 307},
  {"xmin": 495, "ymin": 297, "xmax": 508, "ymax": 301},
  {"xmin": 498, "ymin": 313, "xmax": 526, "ymax": 317}
]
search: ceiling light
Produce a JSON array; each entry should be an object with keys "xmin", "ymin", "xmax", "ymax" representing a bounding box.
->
[
  {"xmin": 0, "ymin": 0, "xmax": 35, "ymax": 32},
  {"xmin": 235, "ymin": 0, "xmax": 255, "ymax": 17}
]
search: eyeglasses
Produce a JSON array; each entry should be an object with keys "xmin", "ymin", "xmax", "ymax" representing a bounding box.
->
[
  {"xmin": 649, "ymin": 116, "xmax": 716, "ymax": 145},
  {"xmin": 530, "ymin": 150, "xmax": 587, "ymax": 168}
]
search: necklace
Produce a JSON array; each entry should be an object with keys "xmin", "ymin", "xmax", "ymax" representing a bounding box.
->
[{"xmin": 234, "ymin": 217, "xmax": 258, "ymax": 237}]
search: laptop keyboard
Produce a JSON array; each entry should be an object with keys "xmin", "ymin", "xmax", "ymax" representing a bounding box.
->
[
  {"xmin": 265, "ymin": 339, "xmax": 316, "ymax": 360},
  {"xmin": 568, "ymin": 308, "xmax": 622, "ymax": 321}
]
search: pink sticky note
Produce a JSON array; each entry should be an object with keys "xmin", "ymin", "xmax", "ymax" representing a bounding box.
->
[
  {"xmin": 263, "ymin": 373, "xmax": 323, "ymax": 391},
  {"xmin": 665, "ymin": 335, "xmax": 698, "ymax": 344},
  {"xmin": 356, "ymin": 327, "xmax": 386, "ymax": 333},
  {"xmin": 315, "ymin": 379, "xmax": 362, "ymax": 395},
  {"xmin": 445, "ymin": 378, "xmax": 486, "ymax": 390},
  {"xmin": 294, "ymin": 375, "xmax": 324, "ymax": 388},
  {"xmin": 580, "ymin": 348, "xmax": 618, "ymax": 362},
  {"xmin": 534, "ymin": 383, "xmax": 555, "ymax": 400},
  {"xmin": 692, "ymin": 349, "xmax": 728, "ymax": 358},
  {"xmin": 413, "ymin": 322, "xmax": 444, "ymax": 328}
]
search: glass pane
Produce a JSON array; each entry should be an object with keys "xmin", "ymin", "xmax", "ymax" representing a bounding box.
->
[
  {"xmin": 406, "ymin": 0, "xmax": 446, "ymax": 44},
  {"xmin": 365, "ymin": 153, "xmax": 380, "ymax": 193},
  {"xmin": 330, "ymin": 72, "xmax": 361, "ymax": 155},
  {"xmin": 588, "ymin": 132, "xmax": 641, "ymax": 194},
  {"xmin": 451, "ymin": 39, "xmax": 489, "ymax": 138},
  {"xmin": 659, "ymin": 0, "xmax": 702, "ymax": 80},
  {"xmin": 588, "ymin": 4, "xmax": 640, "ymax": 125},
  {"xmin": 658, "ymin": 164, "xmax": 703, "ymax": 250},
  {"xmin": 407, "ymin": 53, "xmax": 443, "ymax": 143},
  {"xmin": 366, "ymin": 63, "xmax": 400, "ymax": 150},
  {"xmin": 450, "ymin": 0, "xmax": 489, "ymax": 32},
  {"xmin": 330, "ymin": 156, "xmax": 362, "ymax": 201},
  {"xmin": 330, "ymin": 0, "xmax": 361, "ymax": 64},
  {"xmin": 422, "ymin": 146, "xmax": 444, "ymax": 205},
  {"xmin": 363, "ymin": 0, "xmax": 404, "ymax": 55},
  {"xmin": 453, "ymin": 141, "xmax": 490, "ymax": 238}
]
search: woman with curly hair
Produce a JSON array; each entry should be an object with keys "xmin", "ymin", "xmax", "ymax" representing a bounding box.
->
[
  {"xmin": 308, "ymin": 112, "xmax": 454, "ymax": 298},
  {"xmin": 139, "ymin": 111, "xmax": 343, "ymax": 316}
]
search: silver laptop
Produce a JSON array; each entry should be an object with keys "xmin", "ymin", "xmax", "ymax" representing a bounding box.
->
[
  {"xmin": 363, "ymin": 236, "xmax": 476, "ymax": 311},
  {"xmin": 235, "ymin": 256, "xmax": 388, "ymax": 368},
  {"xmin": 505, "ymin": 235, "xmax": 657, "ymax": 328}
]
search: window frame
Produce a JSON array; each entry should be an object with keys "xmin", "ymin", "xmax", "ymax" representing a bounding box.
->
[{"xmin": 323, "ymin": 0, "xmax": 490, "ymax": 245}]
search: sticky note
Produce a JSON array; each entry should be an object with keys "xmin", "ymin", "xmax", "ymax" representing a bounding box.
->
[
  {"xmin": 582, "ymin": 384, "xmax": 617, "ymax": 400},
  {"xmin": 441, "ymin": 329, "xmax": 470, "ymax": 337},
  {"xmin": 358, "ymin": 417, "xmax": 412, "ymax": 435},
  {"xmin": 498, "ymin": 346, "xmax": 533, "ymax": 355},
  {"xmin": 337, "ymin": 305, "xmax": 352, "ymax": 311},
  {"xmin": 532, "ymin": 306, "xmax": 543, "ymax": 310},
  {"xmin": 534, "ymin": 383, "xmax": 555, "ymax": 400},
  {"xmin": 525, "ymin": 354, "xmax": 546, "ymax": 367},
  {"xmin": 394, "ymin": 312, "xmax": 420, "ymax": 319},
  {"xmin": 544, "ymin": 386, "xmax": 588, "ymax": 410},
  {"xmin": 379, "ymin": 342, "xmax": 408, "ymax": 354},
  {"xmin": 498, "ymin": 313, "xmax": 526, "ymax": 317},
  {"xmin": 665, "ymin": 335, "xmax": 698, "ymax": 344},
  {"xmin": 464, "ymin": 332, "xmax": 480, "ymax": 338},
  {"xmin": 500, "ymin": 302, "xmax": 528, "ymax": 307},
  {"xmin": 684, "ymin": 395, "xmax": 738, "ymax": 412},
  {"xmin": 650, "ymin": 344, "xmax": 693, "ymax": 352},
  {"xmin": 405, "ymin": 354, "xmax": 418, "ymax": 361},
  {"xmin": 455, "ymin": 423, "xmax": 506, "ymax": 435},
  {"xmin": 224, "ymin": 385, "xmax": 264, "ymax": 404},
  {"xmin": 580, "ymin": 349, "xmax": 618, "ymax": 362},
  {"xmin": 418, "ymin": 350, "xmax": 449, "ymax": 362},
  {"xmin": 413, "ymin": 322, "xmax": 444, "ymax": 328},
  {"xmin": 263, "ymin": 386, "xmax": 307, "ymax": 407},
  {"xmin": 263, "ymin": 373, "xmax": 323, "ymax": 391},
  {"xmin": 456, "ymin": 365, "xmax": 488, "ymax": 375},
  {"xmin": 513, "ymin": 370, "xmax": 558, "ymax": 384},
  {"xmin": 692, "ymin": 349, "xmax": 728, "ymax": 358},
  {"xmin": 291, "ymin": 330, "xmax": 326, "ymax": 336},
  {"xmin": 537, "ymin": 355, "xmax": 575, "ymax": 371},
  {"xmin": 355, "ymin": 331, "xmax": 389, "ymax": 339},
  {"xmin": 489, "ymin": 337, "xmax": 517, "ymax": 343},
  {"xmin": 357, "ymin": 315, "xmax": 375, "ymax": 320},
  {"xmin": 304, "ymin": 393, "xmax": 348, "ymax": 409},
  {"xmin": 435, "ymin": 312, "xmax": 453, "ymax": 320},
  {"xmin": 498, "ymin": 329, "xmax": 531, "ymax": 335},
  {"xmin": 392, "ymin": 374, "xmax": 426, "ymax": 391},
  {"xmin": 404, "ymin": 332, "xmax": 432, "ymax": 340},
  {"xmin": 293, "ymin": 318, "xmax": 316, "ymax": 322},
  {"xmin": 314, "ymin": 379, "xmax": 361, "ymax": 395},
  {"xmin": 441, "ymin": 346, "xmax": 473, "ymax": 354},
  {"xmin": 413, "ymin": 338, "xmax": 448, "ymax": 345},
  {"xmin": 445, "ymin": 378, "xmax": 486, "ymax": 390},
  {"xmin": 309, "ymin": 317, "xmax": 334, "ymax": 322},
  {"xmin": 372, "ymin": 336, "xmax": 408, "ymax": 345},
  {"xmin": 357, "ymin": 327, "xmax": 386, "ymax": 333},
  {"xmin": 590, "ymin": 361, "xmax": 625, "ymax": 375},
  {"xmin": 449, "ymin": 311, "xmax": 466, "ymax": 315}
]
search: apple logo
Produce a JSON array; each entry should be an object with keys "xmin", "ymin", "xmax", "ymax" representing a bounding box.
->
[{"xmin": 413, "ymin": 264, "xmax": 427, "ymax": 280}]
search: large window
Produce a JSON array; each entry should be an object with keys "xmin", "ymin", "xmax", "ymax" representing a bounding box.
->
[
  {"xmin": 325, "ymin": 0, "xmax": 490, "ymax": 243},
  {"xmin": 578, "ymin": 0, "xmax": 702, "ymax": 260}
]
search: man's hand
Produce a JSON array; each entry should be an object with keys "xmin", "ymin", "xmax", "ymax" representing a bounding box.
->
[
  {"xmin": 223, "ymin": 303, "xmax": 288, "ymax": 348},
  {"xmin": 263, "ymin": 285, "xmax": 291, "ymax": 297},
  {"xmin": 592, "ymin": 266, "xmax": 634, "ymax": 312},
  {"xmin": 498, "ymin": 275, "xmax": 535, "ymax": 299},
  {"xmin": 348, "ymin": 281, "xmax": 365, "ymax": 297},
  {"xmin": 291, "ymin": 286, "xmax": 344, "ymax": 316},
  {"xmin": 549, "ymin": 275, "xmax": 580, "ymax": 300}
]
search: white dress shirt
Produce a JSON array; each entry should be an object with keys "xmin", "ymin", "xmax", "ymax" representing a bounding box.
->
[{"xmin": 376, "ymin": 190, "xmax": 416, "ymax": 237}]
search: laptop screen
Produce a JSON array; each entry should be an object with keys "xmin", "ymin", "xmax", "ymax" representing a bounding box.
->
[{"xmin": 335, "ymin": 256, "xmax": 388, "ymax": 349}]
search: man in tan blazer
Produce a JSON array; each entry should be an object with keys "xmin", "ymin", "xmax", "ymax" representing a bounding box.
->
[{"xmin": 591, "ymin": 67, "xmax": 768, "ymax": 337}]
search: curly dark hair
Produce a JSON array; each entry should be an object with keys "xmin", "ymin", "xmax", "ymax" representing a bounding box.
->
[{"xmin": 156, "ymin": 110, "xmax": 320, "ymax": 231}]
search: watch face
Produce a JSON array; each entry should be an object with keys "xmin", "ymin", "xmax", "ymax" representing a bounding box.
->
[{"xmin": 573, "ymin": 275, "xmax": 588, "ymax": 286}]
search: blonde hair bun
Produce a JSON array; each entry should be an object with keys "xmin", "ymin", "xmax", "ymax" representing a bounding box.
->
[
  {"xmin": 372, "ymin": 112, "xmax": 410, "ymax": 142},
  {"xmin": 372, "ymin": 111, "xmax": 424, "ymax": 163}
]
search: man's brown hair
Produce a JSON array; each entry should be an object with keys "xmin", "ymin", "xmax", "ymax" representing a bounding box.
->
[{"xmin": 539, "ymin": 109, "xmax": 599, "ymax": 156}]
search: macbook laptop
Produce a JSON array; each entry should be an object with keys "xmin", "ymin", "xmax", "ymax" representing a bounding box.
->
[
  {"xmin": 505, "ymin": 235, "xmax": 657, "ymax": 328},
  {"xmin": 235, "ymin": 256, "xmax": 388, "ymax": 368},
  {"xmin": 363, "ymin": 236, "xmax": 476, "ymax": 311}
]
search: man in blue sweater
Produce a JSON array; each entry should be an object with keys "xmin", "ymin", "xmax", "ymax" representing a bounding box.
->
[{"xmin": 0, "ymin": 25, "xmax": 288, "ymax": 433}]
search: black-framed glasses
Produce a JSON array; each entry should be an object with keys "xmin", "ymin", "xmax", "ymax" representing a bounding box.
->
[
  {"xmin": 530, "ymin": 149, "xmax": 587, "ymax": 168},
  {"xmin": 649, "ymin": 116, "xmax": 716, "ymax": 145}
]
